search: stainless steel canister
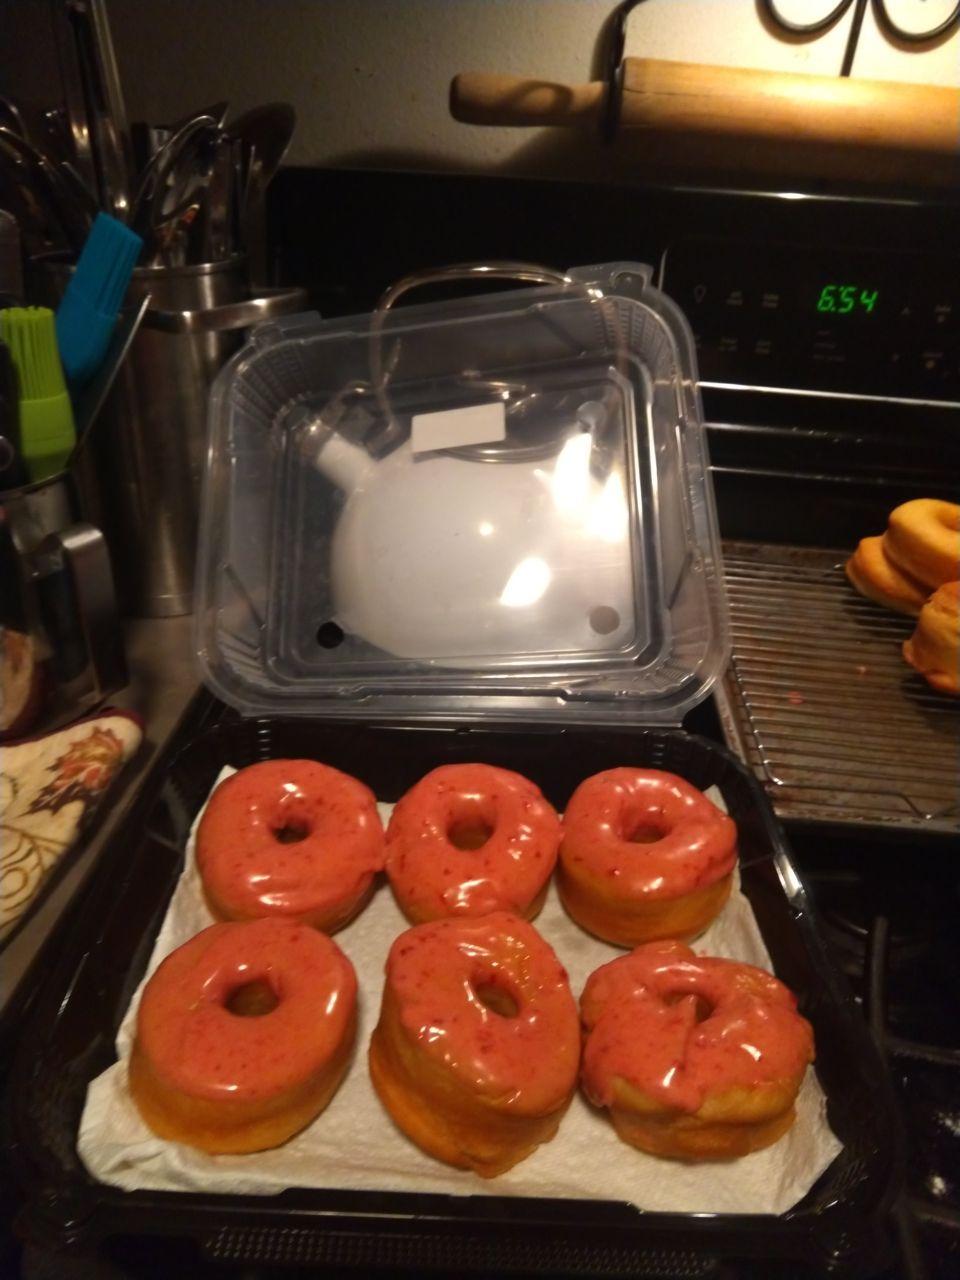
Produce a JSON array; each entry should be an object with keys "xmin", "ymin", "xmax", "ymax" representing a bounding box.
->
[
  {"xmin": 97, "ymin": 260, "xmax": 305, "ymax": 616},
  {"xmin": 40, "ymin": 257, "xmax": 305, "ymax": 616}
]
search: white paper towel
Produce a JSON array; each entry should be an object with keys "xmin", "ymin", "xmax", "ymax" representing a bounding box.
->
[{"xmin": 78, "ymin": 769, "xmax": 842, "ymax": 1213}]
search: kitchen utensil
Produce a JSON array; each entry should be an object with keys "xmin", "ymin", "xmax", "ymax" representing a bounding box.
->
[
  {"xmin": 169, "ymin": 101, "xmax": 229, "ymax": 133},
  {"xmin": 55, "ymin": 212, "xmax": 142, "ymax": 387},
  {"xmin": 0, "ymin": 306, "xmax": 75, "ymax": 482},
  {"xmin": 40, "ymin": 106, "xmax": 73, "ymax": 164},
  {"xmin": 50, "ymin": 0, "xmax": 98, "ymax": 205},
  {"xmin": 127, "ymin": 114, "xmax": 217, "ymax": 245},
  {"xmin": 450, "ymin": 62, "xmax": 960, "ymax": 185},
  {"xmin": 227, "ymin": 103, "xmax": 295, "ymax": 281},
  {"xmin": 199, "ymin": 134, "xmax": 233, "ymax": 262},
  {"xmin": 0, "ymin": 209, "xmax": 23, "ymax": 306},
  {"xmin": 0, "ymin": 95, "xmax": 31, "ymax": 142},
  {"xmin": 68, "ymin": 290, "xmax": 151, "ymax": 463},
  {"xmin": 64, "ymin": 0, "xmax": 134, "ymax": 220},
  {"xmin": 0, "ymin": 339, "xmax": 29, "ymax": 489},
  {"xmin": 0, "ymin": 126, "xmax": 93, "ymax": 252}
]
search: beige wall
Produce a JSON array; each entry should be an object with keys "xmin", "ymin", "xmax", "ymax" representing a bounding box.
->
[{"xmin": 4, "ymin": 0, "xmax": 958, "ymax": 181}]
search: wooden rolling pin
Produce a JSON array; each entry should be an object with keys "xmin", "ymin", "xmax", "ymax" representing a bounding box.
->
[{"xmin": 451, "ymin": 60, "xmax": 960, "ymax": 167}]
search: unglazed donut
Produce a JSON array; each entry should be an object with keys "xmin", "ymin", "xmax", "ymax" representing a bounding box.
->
[
  {"xmin": 384, "ymin": 764, "xmax": 561, "ymax": 922},
  {"xmin": 129, "ymin": 919, "xmax": 357, "ymax": 1153},
  {"xmin": 558, "ymin": 769, "xmax": 737, "ymax": 947},
  {"xmin": 903, "ymin": 581, "xmax": 959, "ymax": 696},
  {"xmin": 883, "ymin": 498, "xmax": 960, "ymax": 591},
  {"xmin": 197, "ymin": 760, "xmax": 384, "ymax": 932},
  {"xmin": 369, "ymin": 912, "xmax": 579, "ymax": 1176},
  {"xmin": 845, "ymin": 535, "xmax": 927, "ymax": 616},
  {"xmin": 580, "ymin": 941, "xmax": 814, "ymax": 1161}
]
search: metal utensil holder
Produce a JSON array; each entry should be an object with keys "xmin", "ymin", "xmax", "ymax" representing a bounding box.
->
[{"xmin": 91, "ymin": 260, "xmax": 305, "ymax": 616}]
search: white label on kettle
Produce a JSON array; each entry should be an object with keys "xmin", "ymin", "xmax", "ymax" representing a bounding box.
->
[{"xmin": 411, "ymin": 402, "xmax": 506, "ymax": 454}]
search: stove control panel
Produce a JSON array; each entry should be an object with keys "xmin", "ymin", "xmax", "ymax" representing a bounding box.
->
[{"xmin": 662, "ymin": 239, "xmax": 959, "ymax": 401}]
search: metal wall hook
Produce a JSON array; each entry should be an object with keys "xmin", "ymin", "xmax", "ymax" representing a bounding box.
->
[{"xmin": 601, "ymin": 0, "xmax": 653, "ymax": 142}]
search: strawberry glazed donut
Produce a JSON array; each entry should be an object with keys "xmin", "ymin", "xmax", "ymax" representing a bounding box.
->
[
  {"xmin": 196, "ymin": 760, "xmax": 384, "ymax": 933},
  {"xmin": 129, "ymin": 919, "xmax": 357, "ymax": 1153},
  {"xmin": 883, "ymin": 498, "xmax": 960, "ymax": 591},
  {"xmin": 558, "ymin": 769, "xmax": 737, "ymax": 947},
  {"xmin": 384, "ymin": 764, "xmax": 561, "ymax": 923},
  {"xmin": 369, "ymin": 912, "xmax": 580, "ymax": 1176},
  {"xmin": 580, "ymin": 940, "xmax": 815, "ymax": 1160}
]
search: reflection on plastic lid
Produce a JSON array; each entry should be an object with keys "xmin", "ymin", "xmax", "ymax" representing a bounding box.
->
[
  {"xmin": 586, "ymin": 473, "xmax": 629, "ymax": 545},
  {"xmin": 549, "ymin": 432, "xmax": 592, "ymax": 513},
  {"xmin": 500, "ymin": 557, "xmax": 552, "ymax": 608}
]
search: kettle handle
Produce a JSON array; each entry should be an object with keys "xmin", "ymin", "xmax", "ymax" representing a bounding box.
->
[{"xmin": 369, "ymin": 261, "xmax": 577, "ymax": 452}]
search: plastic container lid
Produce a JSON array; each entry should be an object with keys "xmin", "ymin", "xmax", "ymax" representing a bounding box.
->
[{"xmin": 196, "ymin": 262, "xmax": 728, "ymax": 723}]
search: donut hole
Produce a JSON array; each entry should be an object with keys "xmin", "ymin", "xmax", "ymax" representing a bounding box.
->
[
  {"xmin": 225, "ymin": 979, "xmax": 280, "ymax": 1018},
  {"xmin": 472, "ymin": 976, "xmax": 520, "ymax": 1019},
  {"xmin": 447, "ymin": 799, "xmax": 497, "ymax": 851},
  {"xmin": 663, "ymin": 990, "xmax": 714, "ymax": 1023},
  {"xmin": 272, "ymin": 820, "xmax": 311, "ymax": 844},
  {"xmin": 449, "ymin": 818, "xmax": 494, "ymax": 851},
  {"xmin": 624, "ymin": 816, "xmax": 670, "ymax": 844}
]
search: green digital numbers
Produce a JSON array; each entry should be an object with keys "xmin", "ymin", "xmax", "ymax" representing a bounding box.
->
[{"xmin": 816, "ymin": 284, "xmax": 880, "ymax": 315}]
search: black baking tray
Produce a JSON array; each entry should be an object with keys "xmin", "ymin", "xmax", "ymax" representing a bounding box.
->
[{"xmin": 3, "ymin": 708, "xmax": 902, "ymax": 1278}]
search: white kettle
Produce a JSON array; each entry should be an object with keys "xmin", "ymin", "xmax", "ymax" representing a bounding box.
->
[{"xmin": 311, "ymin": 412, "xmax": 637, "ymax": 664}]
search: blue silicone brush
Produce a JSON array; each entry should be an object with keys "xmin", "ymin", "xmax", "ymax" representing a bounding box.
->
[{"xmin": 56, "ymin": 213, "xmax": 142, "ymax": 389}]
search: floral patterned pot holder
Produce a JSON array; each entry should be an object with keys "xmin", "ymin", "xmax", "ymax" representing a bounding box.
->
[{"xmin": 1, "ymin": 712, "xmax": 143, "ymax": 944}]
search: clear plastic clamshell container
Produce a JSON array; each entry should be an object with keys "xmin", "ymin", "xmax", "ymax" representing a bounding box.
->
[{"xmin": 196, "ymin": 262, "xmax": 728, "ymax": 723}]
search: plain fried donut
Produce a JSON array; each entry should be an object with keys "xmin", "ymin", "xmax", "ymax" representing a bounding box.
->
[
  {"xmin": 845, "ymin": 535, "xmax": 927, "ymax": 616},
  {"xmin": 903, "ymin": 581, "xmax": 960, "ymax": 696},
  {"xmin": 883, "ymin": 499, "xmax": 960, "ymax": 591},
  {"xmin": 369, "ymin": 912, "xmax": 580, "ymax": 1176},
  {"xmin": 197, "ymin": 760, "xmax": 384, "ymax": 932},
  {"xmin": 559, "ymin": 769, "xmax": 737, "ymax": 947},
  {"xmin": 129, "ymin": 919, "xmax": 357, "ymax": 1153},
  {"xmin": 385, "ymin": 764, "xmax": 561, "ymax": 922},
  {"xmin": 580, "ymin": 940, "xmax": 814, "ymax": 1161}
]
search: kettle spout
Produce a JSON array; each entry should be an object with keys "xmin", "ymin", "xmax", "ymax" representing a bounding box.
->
[{"xmin": 311, "ymin": 425, "xmax": 373, "ymax": 492}]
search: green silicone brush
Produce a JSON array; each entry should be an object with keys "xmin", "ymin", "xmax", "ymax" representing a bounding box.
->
[{"xmin": 0, "ymin": 306, "xmax": 76, "ymax": 482}]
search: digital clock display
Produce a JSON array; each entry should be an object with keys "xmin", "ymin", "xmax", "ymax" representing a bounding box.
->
[{"xmin": 816, "ymin": 284, "xmax": 879, "ymax": 315}]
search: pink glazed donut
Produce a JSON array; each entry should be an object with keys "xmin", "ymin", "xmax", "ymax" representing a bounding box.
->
[
  {"xmin": 197, "ymin": 759, "xmax": 384, "ymax": 932},
  {"xmin": 129, "ymin": 919, "xmax": 357, "ymax": 1153},
  {"xmin": 384, "ymin": 763, "xmax": 561, "ymax": 922},
  {"xmin": 559, "ymin": 768, "xmax": 737, "ymax": 947}
]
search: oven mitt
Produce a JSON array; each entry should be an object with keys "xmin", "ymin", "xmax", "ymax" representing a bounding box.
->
[{"xmin": 1, "ymin": 711, "xmax": 142, "ymax": 942}]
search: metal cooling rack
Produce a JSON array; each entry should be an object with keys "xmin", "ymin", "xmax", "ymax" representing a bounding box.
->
[{"xmin": 715, "ymin": 541, "xmax": 960, "ymax": 834}]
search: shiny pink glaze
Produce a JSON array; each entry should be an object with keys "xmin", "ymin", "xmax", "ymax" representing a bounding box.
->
[
  {"xmin": 385, "ymin": 764, "xmax": 561, "ymax": 919},
  {"xmin": 385, "ymin": 912, "xmax": 579, "ymax": 1113},
  {"xmin": 561, "ymin": 769, "xmax": 737, "ymax": 899},
  {"xmin": 581, "ymin": 940, "xmax": 814, "ymax": 1113},
  {"xmin": 136, "ymin": 919, "xmax": 356, "ymax": 1102},
  {"xmin": 197, "ymin": 760, "xmax": 384, "ymax": 922}
]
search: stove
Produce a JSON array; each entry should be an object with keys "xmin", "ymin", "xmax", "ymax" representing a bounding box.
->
[
  {"xmin": 272, "ymin": 164, "xmax": 959, "ymax": 1279},
  {"xmin": 795, "ymin": 831, "xmax": 960, "ymax": 1280}
]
